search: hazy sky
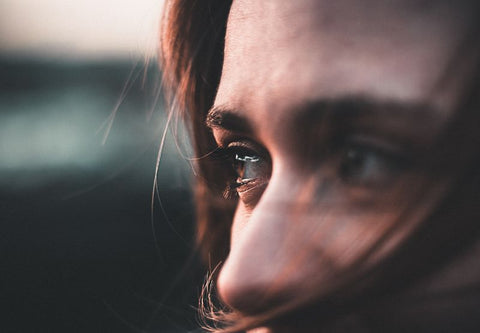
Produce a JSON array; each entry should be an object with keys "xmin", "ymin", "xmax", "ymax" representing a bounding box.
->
[{"xmin": 0, "ymin": 0, "xmax": 163, "ymax": 59}]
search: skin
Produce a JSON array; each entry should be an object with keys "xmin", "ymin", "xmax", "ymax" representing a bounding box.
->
[{"xmin": 207, "ymin": 0, "xmax": 476, "ymax": 331}]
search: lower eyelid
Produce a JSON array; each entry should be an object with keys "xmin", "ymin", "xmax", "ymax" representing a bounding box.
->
[
  {"xmin": 236, "ymin": 178, "xmax": 268, "ymax": 194},
  {"xmin": 236, "ymin": 179, "xmax": 268, "ymax": 208}
]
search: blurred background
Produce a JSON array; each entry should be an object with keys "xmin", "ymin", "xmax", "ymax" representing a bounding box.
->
[{"xmin": 1, "ymin": 1, "xmax": 203, "ymax": 332}]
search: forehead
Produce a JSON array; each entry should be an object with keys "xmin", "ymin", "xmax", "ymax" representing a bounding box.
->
[{"xmin": 215, "ymin": 0, "xmax": 472, "ymax": 117}]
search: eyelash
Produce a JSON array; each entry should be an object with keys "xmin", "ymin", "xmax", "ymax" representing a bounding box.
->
[{"xmin": 212, "ymin": 137, "xmax": 411, "ymax": 199}]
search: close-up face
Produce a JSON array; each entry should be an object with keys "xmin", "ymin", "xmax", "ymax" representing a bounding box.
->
[{"xmin": 207, "ymin": 0, "xmax": 475, "ymax": 327}]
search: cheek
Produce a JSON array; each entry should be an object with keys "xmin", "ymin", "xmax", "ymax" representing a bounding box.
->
[
  {"xmin": 216, "ymin": 165, "xmax": 439, "ymax": 314},
  {"xmin": 229, "ymin": 202, "xmax": 252, "ymax": 249}
]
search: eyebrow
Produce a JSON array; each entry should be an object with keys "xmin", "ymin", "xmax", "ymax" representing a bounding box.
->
[
  {"xmin": 298, "ymin": 97, "xmax": 441, "ymax": 123},
  {"xmin": 206, "ymin": 105, "xmax": 253, "ymax": 133},
  {"xmin": 205, "ymin": 96, "xmax": 441, "ymax": 133}
]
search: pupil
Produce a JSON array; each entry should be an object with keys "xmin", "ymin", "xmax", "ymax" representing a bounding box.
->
[
  {"xmin": 234, "ymin": 153, "xmax": 259, "ymax": 180},
  {"xmin": 348, "ymin": 149, "xmax": 364, "ymax": 167},
  {"xmin": 342, "ymin": 149, "xmax": 366, "ymax": 178}
]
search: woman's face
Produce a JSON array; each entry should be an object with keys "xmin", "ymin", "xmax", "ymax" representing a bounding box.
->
[{"xmin": 207, "ymin": 0, "xmax": 472, "ymax": 327}]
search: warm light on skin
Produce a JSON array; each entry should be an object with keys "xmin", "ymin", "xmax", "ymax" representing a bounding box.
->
[{"xmin": 209, "ymin": 0, "xmax": 475, "ymax": 331}]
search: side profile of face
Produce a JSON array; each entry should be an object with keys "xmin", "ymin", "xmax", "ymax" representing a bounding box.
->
[{"xmin": 207, "ymin": 0, "xmax": 474, "ymax": 330}]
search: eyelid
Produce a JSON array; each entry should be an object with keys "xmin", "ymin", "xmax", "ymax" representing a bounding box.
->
[
  {"xmin": 341, "ymin": 134, "xmax": 412, "ymax": 159},
  {"xmin": 226, "ymin": 140, "xmax": 270, "ymax": 162},
  {"xmin": 227, "ymin": 140, "xmax": 272, "ymax": 176},
  {"xmin": 227, "ymin": 140, "xmax": 255, "ymax": 150},
  {"xmin": 227, "ymin": 140, "xmax": 259, "ymax": 150}
]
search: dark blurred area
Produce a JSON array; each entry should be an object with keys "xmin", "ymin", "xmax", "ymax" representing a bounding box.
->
[{"xmin": 0, "ymin": 57, "xmax": 203, "ymax": 332}]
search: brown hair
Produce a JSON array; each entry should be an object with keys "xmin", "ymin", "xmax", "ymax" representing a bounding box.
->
[
  {"xmin": 160, "ymin": 1, "xmax": 480, "ymax": 331},
  {"xmin": 160, "ymin": 0, "xmax": 234, "ymax": 268}
]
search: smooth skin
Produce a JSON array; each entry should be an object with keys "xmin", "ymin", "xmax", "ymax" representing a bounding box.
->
[{"xmin": 207, "ymin": 0, "xmax": 476, "ymax": 331}]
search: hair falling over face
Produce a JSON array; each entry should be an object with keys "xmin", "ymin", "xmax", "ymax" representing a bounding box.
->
[{"xmin": 160, "ymin": 0, "xmax": 480, "ymax": 332}]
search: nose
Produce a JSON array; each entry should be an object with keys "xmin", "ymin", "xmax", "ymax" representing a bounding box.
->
[{"xmin": 217, "ymin": 165, "xmax": 321, "ymax": 313}]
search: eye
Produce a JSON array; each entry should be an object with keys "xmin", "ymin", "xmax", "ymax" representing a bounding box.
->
[
  {"xmin": 229, "ymin": 144, "xmax": 269, "ymax": 183},
  {"xmin": 233, "ymin": 150, "xmax": 261, "ymax": 181},
  {"xmin": 338, "ymin": 142, "xmax": 408, "ymax": 187},
  {"xmin": 219, "ymin": 141, "xmax": 271, "ymax": 195}
]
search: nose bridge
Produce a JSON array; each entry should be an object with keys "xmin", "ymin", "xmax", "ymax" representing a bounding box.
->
[
  {"xmin": 226, "ymin": 163, "xmax": 310, "ymax": 274},
  {"xmin": 246, "ymin": 161, "xmax": 307, "ymax": 237},
  {"xmin": 217, "ymin": 164, "xmax": 321, "ymax": 310},
  {"xmin": 259, "ymin": 161, "xmax": 303, "ymax": 208}
]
